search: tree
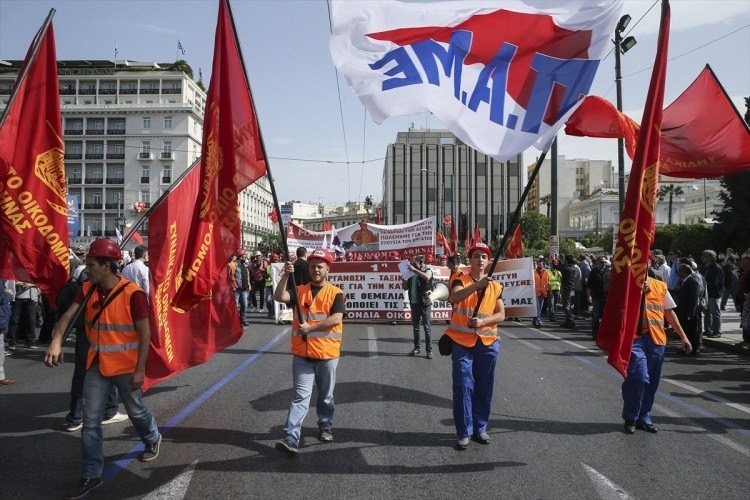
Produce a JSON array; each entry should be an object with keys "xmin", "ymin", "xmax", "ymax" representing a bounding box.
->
[
  {"xmin": 539, "ymin": 194, "xmax": 552, "ymax": 218},
  {"xmin": 169, "ymin": 59, "xmax": 193, "ymax": 79},
  {"xmin": 519, "ymin": 212, "xmax": 550, "ymax": 256},
  {"xmin": 657, "ymin": 184, "xmax": 684, "ymax": 225},
  {"xmin": 257, "ymin": 232, "xmax": 283, "ymax": 255}
]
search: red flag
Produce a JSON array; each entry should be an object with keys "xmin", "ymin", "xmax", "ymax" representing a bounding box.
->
[
  {"xmin": 128, "ymin": 228, "xmax": 144, "ymax": 245},
  {"xmin": 323, "ymin": 219, "xmax": 332, "ymax": 232},
  {"xmin": 597, "ymin": 0, "xmax": 670, "ymax": 377},
  {"xmin": 268, "ymin": 209, "xmax": 279, "ymax": 224},
  {"xmin": 0, "ymin": 13, "xmax": 69, "ymax": 302},
  {"xmin": 144, "ymin": 163, "xmax": 242, "ymax": 391},
  {"xmin": 473, "ymin": 225, "xmax": 483, "ymax": 245},
  {"xmin": 566, "ymin": 65, "xmax": 749, "ymax": 178},
  {"xmin": 172, "ymin": 0, "xmax": 267, "ymax": 311},
  {"xmin": 504, "ymin": 224, "xmax": 524, "ymax": 258},
  {"xmin": 449, "ymin": 217, "xmax": 458, "ymax": 255},
  {"xmin": 436, "ymin": 230, "xmax": 448, "ymax": 253}
]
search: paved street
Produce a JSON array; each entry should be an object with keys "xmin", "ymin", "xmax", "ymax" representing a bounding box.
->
[{"xmin": 2, "ymin": 314, "xmax": 748, "ymax": 499}]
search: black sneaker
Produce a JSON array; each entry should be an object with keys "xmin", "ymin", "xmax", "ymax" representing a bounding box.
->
[
  {"xmin": 139, "ymin": 433, "xmax": 161, "ymax": 462},
  {"xmin": 275, "ymin": 438, "xmax": 299, "ymax": 455},
  {"xmin": 408, "ymin": 347, "xmax": 421, "ymax": 356},
  {"xmin": 64, "ymin": 478, "xmax": 103, "ymax": 499},
  {"xmin": 425, "ymin": 350, "xmax": 433, "ymax": 359},
  {"xmin": 318, "ymin": 429, "xmax": 334, "ymax": 442}
]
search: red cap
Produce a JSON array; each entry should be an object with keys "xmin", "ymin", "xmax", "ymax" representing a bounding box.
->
[
  {"xmin": 308, "ymin": 248, "xmax": 333, "ymax": 265},
  {"xmin": 269, "ymin": 252, "xmax": 280, "ymax": 263},
  {"xmin": 87, "ymin": 238, "xmax": 122, "ymax": 261},
  {"xmin": 468, "ymin": 242, "xmax": 492, "ymax": 258}
]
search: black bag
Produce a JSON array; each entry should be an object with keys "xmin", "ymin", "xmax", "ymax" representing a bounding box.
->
[{"xmin": 438, "ymin": 333, "xmax": 453, "ymax": 356}]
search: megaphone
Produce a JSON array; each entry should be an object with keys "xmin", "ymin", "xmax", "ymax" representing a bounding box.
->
[{"xmin": 427, "ymin": 282, "xmax": 450, "ymax": 303}]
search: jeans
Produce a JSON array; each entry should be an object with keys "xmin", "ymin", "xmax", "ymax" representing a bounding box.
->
[
  {"xmin": 621, "ymin": 335, "xmax": 665, "ymax": 425},
  {"xmin": 236, "ymin": 289, "xmax": 249, "ymax": 323},
  {"xmin": 562, "ymin": 290, "xmax": 575, "ymax": 324},
  {"xmin": 265, "ymin": 286, "xmax": 274, "ymax": 318},
  {"xmin": 250, "ymin": 281, "xmax": 265, "ymax": 309},
  {"xmin": 591, "ymin": 296, "xmax": 606, "ymax": 338},
  {"xmin": 451, "ymin": 340, "xmax": 500, "ymax": 437},
  {"xmin": 409, "ymin": 302, "xmax": 432, "ymax": 351},
  {"xmin": 283, "ymin": 355, "xmax": 338, "ymax": 446},
  {"xmin": 548, "ymin": 290, "xmax": 560, "ymax": 320},
  {"xmin": 0, "ymin": 332, "xmax": 7, "ymax": 380},
  {"xmin": 534, "ymin": 296, "xmax": 545, "ymax": 325},
  {"xmin": 66, "ymin": 332, "xmax": 120, "ymax": 426},
  {"xmin": 8, "ymin": 298, "xmax": 37, "ymax": 344},
  {"xmin": 720, "ymin": 285, "xmax": 736, "ymax": 310},
  {"xmin": 703, "ymin": 297, "xmax": 721, "ymax": 335},
  {"xmin": 81, "ymin": 363, "xmax": 159, "ymax": 478}
]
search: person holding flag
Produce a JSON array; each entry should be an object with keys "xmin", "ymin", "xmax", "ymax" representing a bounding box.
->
[
  {"xmin": 272, "ymin": 249, "xmax": 346, "ymax": 455},
  {"xmin": 445, "ymin": 242, "xmax": 505, "ymax": 450}
]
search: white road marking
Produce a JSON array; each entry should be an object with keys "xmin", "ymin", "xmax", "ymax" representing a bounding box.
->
[
  {"xmin": 654, "ymin": 405, "xmax": 750, "ymax": 458},
  {"xmin": 661, "ymin": 378, "xmax": 750, "ymax": 415},
  {"xmin": 582, "ymin": 463, "xmax": 635, "ymax": 500},
  {"xmin": 503, "ymin": 331, "xmax": 542, "ymax": 350},
  {"xmin": 368, "ymin": 326, "xmax": 378, "ymax": 358},
  {"xmin": 142, "ymin": 459, "xmax": 197, "ymax": 500}
]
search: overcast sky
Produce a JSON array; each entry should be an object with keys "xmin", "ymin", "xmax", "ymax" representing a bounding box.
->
[{"xmin": 1, "ymin": 0, "xmax": 748, "ymax": 205}]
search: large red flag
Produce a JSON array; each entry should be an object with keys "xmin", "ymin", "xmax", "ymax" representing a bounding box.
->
[
  {"xmin": 597, "ymin": 0, "xmax": 670, "ymax": 377},
  {"xmin": 504, "ymin": 224, "xmax": 524, "ymax": 259},
  {"xmin": 172, "ymin": 0, "xmax": 267, "ymax": 311},
  {"xmin": 0, "ymin": 12, "xmax": 69, "ymax": 302},
  {"xmin": 565, "ymin": 65, "xmax": 749, "ymax": 178},
  {"xmin": 144, "ymin": 163, "xmax": 242, "ymax": 391}
]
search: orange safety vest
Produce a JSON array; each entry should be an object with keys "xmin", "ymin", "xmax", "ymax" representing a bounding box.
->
[
  {"xmin": 83, "ymin": 279, "xmax": 142, "ymax": 376},
  {"xmin": 291, "ymin": 283, "xmax": 343, "ymax": 360},
  {"xmin": 446, "ymin": 274, "xmax": 504, "ymax": 348},
  {"xmin": 639, "ymin": 278, "xmax": 668, "ymax": 345},
  {"xmin": 534, "ymin": 268, "xmax": 550, "ymax": 297}
]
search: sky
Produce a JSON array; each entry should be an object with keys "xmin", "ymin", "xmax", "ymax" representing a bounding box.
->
[{"xmin": 1, "ymin": 0, "xmax": 748, "ymax": 206}]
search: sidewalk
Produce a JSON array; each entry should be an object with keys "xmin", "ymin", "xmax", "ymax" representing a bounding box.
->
[{"xmin": 700, "ymin": 307, "xmax": 750, "ymax": 356}]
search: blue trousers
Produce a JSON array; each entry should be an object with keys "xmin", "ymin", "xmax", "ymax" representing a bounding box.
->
[
  {"xmin": 409, "ymin": 302, "xmax": 432, "ymax": 351},
  {"xmin": 621, "ymin": 335, "xmax": 665, "ymax": 425},
  {"xmin": 451, "ymin": 340, "xmax": 500, "ymax": 437}
]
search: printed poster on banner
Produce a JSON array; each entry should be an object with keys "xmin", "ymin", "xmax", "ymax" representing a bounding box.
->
[
  {"xmin": 285, "ymin": 221, "xmax": 326, "ymax": 253},
  {"xmin": 336, "ymin": 217, "xmax": 435, "ymax": 261},
  {"xmin": 269, "ymin": 256, "xmax": 535, "ymax": 323}
]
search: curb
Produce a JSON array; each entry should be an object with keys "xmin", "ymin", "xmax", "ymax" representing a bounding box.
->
[{"xmin": 702, "ymin": 338, "xmax": 750, "ymax": 356}]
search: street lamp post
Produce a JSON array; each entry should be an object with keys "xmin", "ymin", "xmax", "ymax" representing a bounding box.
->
[{"xmin": 614, "ymin": 14, "xmax": 636, "ymax": 216}]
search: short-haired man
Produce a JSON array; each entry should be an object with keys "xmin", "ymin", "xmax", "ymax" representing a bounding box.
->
[
  {"xmin": 273, "ymin": 249, "xmax": 345, "ymax": 455},
  {"xmin": 293, "ymin": 246, "xmax": 310, "ymax": 286},
  {"xmin": 45, "ymin": 238, "xmax": 161, "ymax": 499},
  {"xmin": 446, "ymin": 243, "xmax": 505, "ymax": 450},
  {"xmin": 121, "ymin": 245, "xmax": 149, "ymax": 296},
  {"xmin": 403, "ymin": 255, "xmax": 433, "ymax": 358},
  {"xmin": 701, "ymin": 249, "xmax": 724, "ymax": 338}
]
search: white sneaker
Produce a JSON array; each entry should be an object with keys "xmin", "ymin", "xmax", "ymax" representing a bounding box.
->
[{"xmin": 102, "ymin": 412, "xmax": 129, "ymax": 425}]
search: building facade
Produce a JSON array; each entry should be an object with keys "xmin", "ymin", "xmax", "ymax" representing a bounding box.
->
[
  {"xmin": 0, "ymin": 59, "xmax": 274, "ymax": 251},
  {"xmin": 382, "ymin": 127, "xmax": 523, "ymax": 245}
]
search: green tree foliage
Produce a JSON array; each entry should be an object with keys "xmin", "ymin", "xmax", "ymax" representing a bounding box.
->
[
  {"xmin": 657, "ymin": 184, "xmax": 684, "ymax": 225},
  {"xmin": 257, "ymin": 232, "xmax": 284, "ymax": 255},
  {"xmin": 652, "ymin": 224, "xmax": 713, "ymax": 259},
  {"xmin": 519, "ymin": 212, "xmax": 550, "ymax": 256},
  {"xmin": 169, "ymin": 59, "xmax": 193, "ymax": 79}
]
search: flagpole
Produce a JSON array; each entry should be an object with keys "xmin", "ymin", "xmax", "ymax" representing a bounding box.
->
[
  {"xmin": 223, "ymin": 0, "xmax": 303, "ymax": 321},
  {"xmin": 0, "ymin": 8, "xmax": 55, "ymax": 128},
  {"xmin": 471, "ymin": 144, "xmax": 551, "ymax": 317}
]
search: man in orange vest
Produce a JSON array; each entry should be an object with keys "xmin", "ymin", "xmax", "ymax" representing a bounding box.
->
[
  {"xmin": 45, "ymin": 238, "xmax": 161, "ymax": 499},
  {"xmin": 273, "ymin": 248, "xmax": 345, "ymax": 455},
  {"xmin": 622, "ymin": 269, "xmax": 692, "ymax": 435},
  {"xmin": 533, "ymin": 258, "xmax": 550, "ymax": 328},
  {"xmin": 445, "ymin": 243, "xmax": 505, "ymax": 450}
]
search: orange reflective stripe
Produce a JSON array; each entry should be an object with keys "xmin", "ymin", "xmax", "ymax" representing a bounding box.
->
[
  {"xmin": 446, "ymin": 274, "xmax": 503, "ymax": 348},
  {"xmin": 291, "ymin": 283, "xmax": 344, "ymax": 359},
  {"xmin": 641, "ymin": 279, "xmax": 667, "ymax": 345}
]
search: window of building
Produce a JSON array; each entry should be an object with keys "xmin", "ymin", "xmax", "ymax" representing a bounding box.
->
[
  {"xmin": 140, "ymin": 191, "xmax": 151, "ymax": 204},
  {"xmin": 141, "ymin": 166, "xmax": 150, "ymax": 178},
  {"xmin": 143, "ymin": 117, "xmax": 151, "ymax": 129},
  {"xmin": 164, "ymin": 116, "xmax": 172, "ymax": 129},
  {"xmin": 163, "ymin": 141, "xmax": 172, "ymax": 153},
  {"xmin": 92, "ymin": 192, "xmax": 102, "ymax": 204},
  {"xmin": 161, "ymin": 167, "xmax": 172, "ymax": 183},
  {"xmin": 93, "ymin": 167, "xmax": 102, "ymax": 179},
  {"xmin": 141, "ymin": 141, "xmax": 150, "ymax": 153}
]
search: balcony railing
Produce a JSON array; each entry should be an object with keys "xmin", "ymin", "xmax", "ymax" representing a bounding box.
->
[
  {"xmin": 138, "ymin": 152, "xmax": 153, "ymax": 160},
  {"xmin": 66, "ymin": 177, "xmax": 82, "ymax": 184},
  {"xmin": 161, "ymin": 177, "xmax": 172, "ymax": 184},
  {"xmin": 120, "ymin": 88, "xmax": 137, "ymax": 94},
  {"xmin": 85, "ymin": 129, "xmax": 105, "ymax": 135},
  {"xmin": 105, "ymin": 177, "xmax": 124, "ymax": 184},
  {"xmin": 161, "ymin": 88, "xmax": 182, "ymax": 94},
  {"xmin": 106, "ymin": 153, "xmax": 125, "ymax": 160},
  {"xmin": 106, "ymin": 129, "xmax": 125, "ymax": 135},
  {"xmin": 140, "ymin": 176, "xmax": 150, "ymax": 183},
  {"xmin": 160, "ymin": 152, "xmax": 174, "ymax": 160},
  {"xmin": 84, "ymin": 177, "xmax": 103, "ymax": 184},
  {"xmin": 85, "ymin": 153, "xmax": 104, "ymax": 159},
  {"xmin": 59, "ymin": 88, "xmax": 76, "ymax": 95},
  {"xmin": 85, "ymin": 202, "xmax": 103, "ymax": 209},
  {"xmin": 99, "ymin": 88, "xmax": 117, "ymax": 95},
  {"xmin": 104, "ymin": 203, "xmax": 124, "ymax": 210},
  {"xmin": 78, "ymin": 89, "xmax": 97, "ymax": 95},
  {"xmin": 64, "ymin": 153, "xmax": 83, "ymax": 160},
  {"xmin": 141, "ymin": 88, "xmax": 159, "ymax": 94},
  {"xmin": 64, "ymin": 129, "xmax": 83, "ymax": 135}
]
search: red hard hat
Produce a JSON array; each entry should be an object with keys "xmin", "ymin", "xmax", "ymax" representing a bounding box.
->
[
  {"xmin": 468, "ymin": 242, "xmax": 492, "ymax": 258},
  {"xmin": 308, "ymin": 248, "xmax": 333, "ymax": 265},
  {"xmin": 269, "ymin": 252, "xmax": 280, "ymax": 263},
  {"xmin": 235, "ymin": 249, "xmax": 246, "ymax": 258},
  {"xmin": 87, "ymin": 238, "xmax": 122, "ymax": 260}
]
